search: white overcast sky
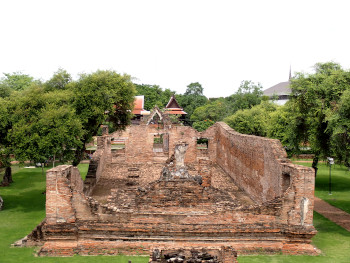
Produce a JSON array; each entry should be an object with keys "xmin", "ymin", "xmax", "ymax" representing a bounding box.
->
[{"xmin": 1, "ymin": 0, "xmax": 350, "ymax": 98}]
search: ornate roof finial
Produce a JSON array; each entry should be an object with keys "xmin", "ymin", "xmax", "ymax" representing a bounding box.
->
[{"xmin": 289, "ymin": 65, "xmax": 292, "ymax": 80}]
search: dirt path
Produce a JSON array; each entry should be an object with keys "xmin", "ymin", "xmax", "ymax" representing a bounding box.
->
[{"xmin": 314, "ymin": 197, "xmax": 350, "ymax": 231}]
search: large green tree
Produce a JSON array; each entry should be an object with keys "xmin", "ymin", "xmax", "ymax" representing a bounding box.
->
[
  {"xmin": 44, "ymin": 68, "xmax": 72, "ymax": 91},
  {"xmin": 177, "ymin": 82, "xmax": 208, "ymax": 124},
  {"xmin": 72, "ymin": 70, "xmax": 135, "ymax": 165},
  {"xmin": 224, "ymin": 101, "xmax": 277, "ymax": 137},
  {"xmin": 7, "ymin": 86, "xmax": 83, "ymax": 165},
  {"xmin": 0, "ymin": 72, "xmax": 36, "ymax": 98},
  {"xmin": 1, "ymin": 70, "xmax": 135, "ymax": 172},
  {"xmin": 191, "ymin": 98, "xmax": 229, "ymax": 122},
  {"xmin": 326, "ymin": 89, "xmax": 350, "ymax": 168},
  {"xmin": 289, "ymin": 62, "xmax": 350, "ymax": 172},
  {"xmin": 226, "ymin": 80, "xmax": 263, "ymax": 112}
]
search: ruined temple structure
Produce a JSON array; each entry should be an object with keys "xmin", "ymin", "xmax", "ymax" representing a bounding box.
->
[{"xmin": 23, "ymin": 113, "xmax": 318, "ymax": 258}]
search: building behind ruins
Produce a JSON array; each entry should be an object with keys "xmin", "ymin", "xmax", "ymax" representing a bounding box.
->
[{"xmin": 24, "ymin": 110, "xmax": 318, "ymax": 258}]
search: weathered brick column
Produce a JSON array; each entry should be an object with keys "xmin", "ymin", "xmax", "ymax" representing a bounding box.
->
[{"xmin": 46, "ymin": 165, "xmax": 77, "ymax": 224}]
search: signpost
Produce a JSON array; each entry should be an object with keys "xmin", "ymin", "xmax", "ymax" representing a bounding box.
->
[{"xmin": 327, "ymin": 157, "xmax": 334, "ymax": 195}]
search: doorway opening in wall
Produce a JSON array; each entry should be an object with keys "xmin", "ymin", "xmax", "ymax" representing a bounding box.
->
[
  {"xmin": 197, "ymin": 138, "xmax": 208, "ymax": 149},
  {"xmin": 282, "ymin": 172, "xmax": 291, "ymax": 192},
  {"xmin": 153, "ymin": 134, "xmax": 163, "ymax": 152}
]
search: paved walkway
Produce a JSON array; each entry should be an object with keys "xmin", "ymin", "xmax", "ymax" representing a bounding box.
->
[{"xmin": 314, "ymin": 197, "xmax": 350, "ymax": 231}]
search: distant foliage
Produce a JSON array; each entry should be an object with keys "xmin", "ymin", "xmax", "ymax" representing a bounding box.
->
[
  {"xmin": 0, "ymin": 72, "xmax": 37, "ymax": 97},
  {"xmin": 192, "ymin": 120, "xmax": 215, "ymax": 132},
  {"xmin": 224, "ymin": 101, "xmax": 277, "ymax": 137}
]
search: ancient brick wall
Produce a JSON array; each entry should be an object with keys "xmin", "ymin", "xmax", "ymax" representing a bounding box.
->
[
  {"xmin": 211, "ymin": 122, "xmax": 313, "ymax": 204},
  {"xmin": 31, "ymin": 121, "xmax": 317, "ymax": 257},
  {"xmin": 84, "ymin": 133, "xmax": 111, "ymax": 195},
  {"xmin": 112, "ymin": 125, "xmax": 200, "ymax": 164},
  {"xmin": 46, "ymin": 165, "xmax": 82, "ymax": 224}
]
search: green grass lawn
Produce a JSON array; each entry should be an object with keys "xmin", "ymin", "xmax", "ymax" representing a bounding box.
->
[
  {"xmin": 0, "ymin": 164, "xmax": 147, "ymax": 263},
  {"xmin": 0, "ymin": 163, "xmax": 349, "ymax": 262},
  {"xmin": 293, "ymin": 161, "xmax": 350, "ymax": 214}
]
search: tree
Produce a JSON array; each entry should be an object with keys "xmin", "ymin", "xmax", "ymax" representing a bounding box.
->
[
  {"xmin": 226, "ymin": 80, "xmax": 263, "ymax": 112},
  {"xmin": 289, "ymin": 62, "xmax": 350, "ymax": 173},
  {"xmin": 177, "ymin": 82, "xmax": 208, "ymax": 124},
  {"xmin": 224, "ymin": 101, "xmax": 277, "ymax": 137},
  {"xmin": 192, "ymin": 120, "xmax": 215, "ymax": 132},
  {"xmin": 327, "ymin": 89, "xmax": 350, "ymax": 168},
  {"xmin": 191, "ymin": 99, "xmax": 230, "ymax": 124},
  {"xmin": 7, "ymin": 86, "xmax": 83, "ymax": 166},
  {"xmin": 44, "ymin": 68, "xmax": 72, "ymax": 91},
  {"xmin": 267, "ymin": 103, "xmax": 293, "ymax": 145},
  {"xmin": 0, "ymin": 72, "xmax": 35, "ymax": 92},
  {"xmin": 72, "ymin": 70, "xmax": 135, "ymax": 165},
  {"xmin": 0, "ymin": 97, "xmax": 12, "ymax": 185},
  {"xmin": 184, "ymin": 82, "xmax": 204, "ymax": 96}
]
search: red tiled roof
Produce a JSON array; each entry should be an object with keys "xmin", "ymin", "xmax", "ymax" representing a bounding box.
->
[
  {"xmin": 164, "ymin": 95, "xmax": 187, "ymax": 115},
  {"xmin": 132, "ymin": 95, "xmax": 151, "ymax": 115},
  {"xmin": 132, "ymin": 95, "xmax": 144, "ymax": 112},
  {"xmin": 164, "ymin": 109, "xmax": 187, "ymax": 115}
]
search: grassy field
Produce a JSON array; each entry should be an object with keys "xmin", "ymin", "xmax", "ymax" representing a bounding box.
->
[
  {"xmin": 0, "ymin": 164, "xmax": 147, "ymax": 263},
  {"xmin": 0, "ymin": 163, "xmax": 349, "ymax": 262}
]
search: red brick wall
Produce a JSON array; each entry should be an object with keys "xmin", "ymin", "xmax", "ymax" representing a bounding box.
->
[
  {"xmin": 39, "ymin": 122, "xmax": 317, "ymax": 257},
  {"xmin": 112, "ymin": 125, "xmax": 200, "ymax": 164},
  {"xmin": 46, "ymin": 166, "xmax": 81, "ymax": 224}
]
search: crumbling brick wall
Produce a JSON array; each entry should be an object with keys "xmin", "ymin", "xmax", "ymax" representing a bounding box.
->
[
  {"xmin": 29, "ymin": 121, "xmax": 317, "ymax": 257},
  {"xmin": 84, "ymin": 132, "xmax": 112, "ymax": 195},
  {"xmin": 112, "ymin": 124, "xmax": 200, "ymax": 164}
]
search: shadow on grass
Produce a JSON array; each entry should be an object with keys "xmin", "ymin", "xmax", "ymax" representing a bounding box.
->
[
  {"xmin": 1, "ymin": 189, "xmax": 46, "ymax": 213},
  {"xmin": 1, "ymin": 167, "xmax": 46, "ymax": 213},
  {"xmin": 313, "ymin": 212, "xmax": 350, "ymax": 238}
]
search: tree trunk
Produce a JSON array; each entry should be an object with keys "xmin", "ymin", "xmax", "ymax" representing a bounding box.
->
[
  {"xmin": 1, "ymin": 166, "xmax": 13, "ymax": 186},
  {"xmin": 72, "ymin": 144, "xmax": 86, "ymax": 167},
  {"xmin": 312, "ymin": 155, "xmax": 319, "ymax": 177}
]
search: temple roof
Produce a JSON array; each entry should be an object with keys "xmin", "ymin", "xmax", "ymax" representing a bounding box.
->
[
  {"xmin": 132, "ymin": 96, "xmax": 150, "ymax": 115},
  {"xmin": 165, "ymin": 95, "xmax": 187, "ymax": 115}
]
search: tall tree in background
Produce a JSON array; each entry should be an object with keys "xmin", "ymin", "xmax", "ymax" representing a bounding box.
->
[
  {"xmin": 0, "ymin": 72, "xmax": 36, "ymax": 98},
  {"xmin": 226, "ymin": 80, "xmax": 263, "ymax": 112},
  {"xmin": 191, "ymin": 99, "xmax": 228, "ymax": 122},
  {"xmin": 72, "ymin": 70, "xmax": 135, "ymax": 165},
  {"xmin": 44, "ymin": 68, "xmax": 72, "ymax": 91},
  {"xmin": 177, "ymin": 82, "xmax": 208, "ymax": 124},
  {"xmin": 224, "ymin": 101, "xmax": 277, "ymax": 137},
  {"xmin": 327, "ymin": 89, "xmax": 350, "ymax": 168},
  {"xmin": 190, "ymin": 80, "xmax": 263, "ymax": 131},
  {"xmin": 289, "ymin": 62, "xmax": 350, "ymax": 173}
]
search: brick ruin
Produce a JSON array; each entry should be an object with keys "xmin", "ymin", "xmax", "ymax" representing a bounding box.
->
[{"xmin": 23, "ymin": 118, "xmax": 318, "ymax": 258}]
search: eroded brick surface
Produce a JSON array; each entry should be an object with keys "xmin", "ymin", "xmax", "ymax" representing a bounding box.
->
[{"xmin": 27, "ymin": 122, "xmax": 317, "ymax": 257}]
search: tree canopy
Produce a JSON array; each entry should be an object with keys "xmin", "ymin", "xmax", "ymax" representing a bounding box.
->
[
  {"xmin": 0, "ymin": 69, "xmax": 136, "ymax": 169},
  {"xmin": 71, "ymin": 70, "xmax": 135, "ymax": 165},
  {"xmin": 7, "ymin": 87, "xmax": 83, "ymax": 163},
  {"xmin": 0, "ymin": 72, "xmax": 37, "ymax": 98},
  {"xmin": 44, "ymin": 68, "xmax": 72, "ymax": 91},
  {"xmin": 224, "ymin": 101, "xmax": 277, "ymax": 137},
  {"xmin": 288, "ymin": 62, "xmax": 350, "ymax": 169}
]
